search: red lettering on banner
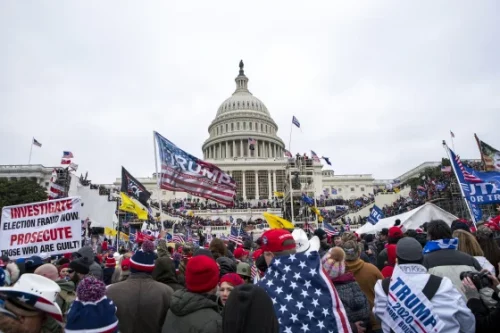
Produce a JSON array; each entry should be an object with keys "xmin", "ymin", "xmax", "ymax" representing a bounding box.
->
[
  {"xmin": 9, "ymin": 199, "xmax": 74, "ymax": 219},
  {"xmin": 9, "ymin": 226, "xmax": 75, "ymax": 246}
]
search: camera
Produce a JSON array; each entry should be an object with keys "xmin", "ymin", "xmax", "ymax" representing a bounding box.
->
[{"xmin": 460, "ymin": 271, "xmax": 491, "ymax": 290}]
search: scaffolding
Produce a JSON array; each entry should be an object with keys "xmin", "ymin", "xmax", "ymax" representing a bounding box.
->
[{"xmin": 283, "ymin": 156, "xmax": 322, "ymax": 227}]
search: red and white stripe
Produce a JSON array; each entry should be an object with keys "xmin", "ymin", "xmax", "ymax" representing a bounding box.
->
[
  {"xmin": 35, "ymin": 296, "xmax": 64, "ymax": 324},
  {"xmin": 228, "ymin": 235, "xmax": 243, "ymax": 245},
  {"xmin": 160, "ymin": 166, "xmax": 235, "ymax": 206},
  {"xmin": 172, "ymin": 234, "xmax": 185, "ymax": 244},
  {"xmin": 455, "ymin": 155, "xmax": 483, "ymax": 183},
  {"xmin": 320, "ymin": 266, "xmax": 352, "ymax": 333}
]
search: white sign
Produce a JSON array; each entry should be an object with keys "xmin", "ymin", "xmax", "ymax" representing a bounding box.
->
[
  {"xmin": 1, "ymin": 197, "xmax": 82, "ymax": 259},
  {"xmin": 382, "ymin": 265, "xmax": 445, "ymax": 333}
]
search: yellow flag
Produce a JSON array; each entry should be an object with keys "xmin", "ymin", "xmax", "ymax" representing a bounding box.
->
[
  {"xmin": 263, "ymin": 212, "xmax": 295, "ymax": 229},
  {"xmin": 119, "ymin": 192, "xmax": 148, "ymax": 220},
  {"xmin": 273, "ymin": 191, "xmax": 284, "ymax": 198},
  {"xmin": 105, "ymin": 227, "xmax": 117, "ymax": 237},
  {"xmin": 310, "ymin": 206, "xmax": 324, "ymax": 222}
]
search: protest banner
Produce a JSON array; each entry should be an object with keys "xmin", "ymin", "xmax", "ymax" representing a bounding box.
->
[
  {"xmin": 382, "ymin": 265, "xmax": 445, "ymax": 333},
  {"xmin": 0, "ymin": 197, "xmax": 82, "ymax": 259}
]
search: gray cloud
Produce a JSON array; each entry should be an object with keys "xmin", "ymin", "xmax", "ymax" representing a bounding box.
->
[{"xmin": 1, "ymin": 1, "xmax": 499, "ymax": 183}]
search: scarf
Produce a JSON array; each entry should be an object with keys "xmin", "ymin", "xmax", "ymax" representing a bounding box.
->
[{"xmin": 422, "ymin": 238, "xmax": 458, "ymax": 254}]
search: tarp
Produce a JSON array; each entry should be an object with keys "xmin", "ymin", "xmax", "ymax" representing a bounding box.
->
[{"xmin": 356, "ymin": 202, "xmax": 458, "ymax": 234}]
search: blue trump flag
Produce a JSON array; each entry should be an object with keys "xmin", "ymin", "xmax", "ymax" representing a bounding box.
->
[
  {"xmin": 449, "ymin": 147, "xmax": 500, "ymax": 205},
  {"xmin": 367, "ymin": 205, "xmax": 384, "ymax": 225},
  {"xmin": 257, "ymin": 252, "xmax": 351, "ymax": 333}
]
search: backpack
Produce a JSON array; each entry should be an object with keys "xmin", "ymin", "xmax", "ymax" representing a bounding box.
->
[
  {"xmin": 381, "ymin": 275, "xmax": 442, "ymax": 333},
  {"xmin": 58, "ymin": 289, "xmax": 77, "ymax": 319}
]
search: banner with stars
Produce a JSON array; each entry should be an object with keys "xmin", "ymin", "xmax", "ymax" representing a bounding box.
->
[{"xmin": 257, "ymin": 251, "xmax": 352, "ymax": 333}]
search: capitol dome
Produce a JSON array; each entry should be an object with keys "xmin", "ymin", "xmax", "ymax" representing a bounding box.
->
[{"xmin": 202, "ymin": 61, "xmax": 285, "ymax": 161}]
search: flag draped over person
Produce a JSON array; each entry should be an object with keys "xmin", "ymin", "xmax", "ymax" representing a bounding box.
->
[{"xmin": 257, "ymin": 251, "xmax": 351, "ymax": 333}]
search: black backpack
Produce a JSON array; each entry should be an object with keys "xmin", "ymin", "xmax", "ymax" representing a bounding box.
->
[{"xmin": 381, "ymin": 275, "xmax": 442, "ymax": 333}]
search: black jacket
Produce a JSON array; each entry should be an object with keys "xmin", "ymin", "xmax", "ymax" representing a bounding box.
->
[
  {"xmin": 466, "ymin": 291, "xmax": 500, "ymax": 333},
  {"xmin": 153, "ymin": 256, "xmax": 184, "ymax": 291}
]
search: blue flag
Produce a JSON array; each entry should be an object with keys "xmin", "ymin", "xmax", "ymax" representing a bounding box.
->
[
  {"xmin": 257, "ymin": 252, "xmax": 351, "ymax": 333},
  {"xmin": 449, "ymin": 147, "xmax": 500, "ymax": 205},
  {"xmin": 367, "ymin": 205, "xmax": 384, "ymax": 225}
]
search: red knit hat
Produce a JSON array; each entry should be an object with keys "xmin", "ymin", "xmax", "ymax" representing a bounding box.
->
[
  {"xmin": 260, "ymin": 229, "xmax": 295, "ymax": 253},
  {"xmin": 233, "ymin": 247, "xmax": 249, "ymax": 259},
  {"xmin": 219, "ymin": 273, "xmax": 244, "ymax": 287},
  {"xmin": 388, "ymin": 226, "xmax": 403, "ymax": 239},
  {"xmin": 185, "ymin": 256, "xmax": 219, "ymax": 293},
  {"xmin": 105, "ymin": 257, "xmax": 116, "ymax": 268}
]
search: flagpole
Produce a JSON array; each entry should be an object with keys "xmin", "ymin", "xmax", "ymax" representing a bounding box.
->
[
  {"xmin": 442, "ymin": 141, "xmax": 476, "ymax": 225},
  {"xmin": 289, "ymin": 168, "xmax": 295, "ymax": 224},
  {"xmin": 28, "ymin": 138, "xmax": 33, "ymax": 164},
  {"xmin": 153, "ymin": 131, "xmax": 164, "ymax": 230},
  {"xmin": 450, "ymin": 131, "xmax": 455, "ymax": 152},
  {"xmin": 288, "ymin": 122, "xmax": 293, "ymax": 153}
]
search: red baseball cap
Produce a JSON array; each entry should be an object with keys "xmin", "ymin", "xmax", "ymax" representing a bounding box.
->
[
  {"xmin": 388, "ymin": 226, "xmax": 403, "ymax": 239},
  {"xmin": 252, "ymin": 249, "xmax": 263, "ymax": 261},
  {"xmin": 233, "ymin": 247, "xmax": 249, "ymax": 259},
  {"xmin": 260, "ymin": 229, "xmax": 295, "ymax": 253}
]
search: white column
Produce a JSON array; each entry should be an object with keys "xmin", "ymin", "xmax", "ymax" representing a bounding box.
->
[
  {"xmin": 240, "ymin": 140, "xmax": 243, "ymax": 157},
  {"xmin": 274, "ymin": 144, "xmax": 277, "ymax": 157},
  {"xmin": 256, "ymin": 140, "xmax": 259, "ymax": 158},
  {"xmin": 268, "ymin": 170, "xmax": 272, "ymax": 199},
  {"xmin": 225, "ymin": 142, "xmax": 229, "ymax": 159},
  {"xmin": 242, "ymin": 170, "xmax": 247, "ymax": 200},
  {"xmin": 255, "ymin": 170, "xmax": 259, "ymax": 200},
  {"xmin": 273, "ymin": 170, "xmax": 277, "ymax": 192},
  {"xmin": 218, "ymin": 143, "xmax": 222, "ymax": 159},
  {"xmin": 268, "ymin": 142, "xmax": 271, "ymax": 157},
  {"xmin": 232, "ymin": 140, "xmax": 236, "ymax": 158}
]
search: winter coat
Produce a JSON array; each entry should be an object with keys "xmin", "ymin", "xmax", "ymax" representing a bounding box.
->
[
  {"xmin": 107, "ymin": 273, "xmax": 174, "ymax": 333},
  {"xmin": 374, "ymin": 264, "xmax": 475, "ymax": 333},
  {"xmin": 216, "ymin": 257, "xmax": 237, "ymax": 277},
  {"xmin": 77, "ymin": 246, "xmax": 103, "ymax": 280},
  {"xmin": 153, "ymin": 256, "xmax": 184, "ymax": 291},
  {"xmin": 55, "ymin": 279, "xmax": 75, "ymax": 319},
  {"xmin": 423, "ymin": 249, "xmax": 482, "ymax": 299},
  {"xmin": 466, "ymin": 286, "xmax": 500, "ymax": 333},
  {"xmin": 162, "ymin": 289, "xmax": 222, "ymax": 333},
  {"xmin": 345, "ymin": 258, "xmax": 383, "ymax": 331},
  {"xmin": 332, "ymin": 272, "xmax": 370, "ymax": 332},
  {"xmin": 103, "ymin": 267, "xmax": 115, "ymax": 285},
  {"xmin": 376, "ymin": 248, "xmax": 388, "ymax": 270}
]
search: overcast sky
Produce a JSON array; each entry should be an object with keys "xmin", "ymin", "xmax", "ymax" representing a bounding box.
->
[{"xmin": 1, "ymin": 1, "xmax": 499, "ymax": 184}]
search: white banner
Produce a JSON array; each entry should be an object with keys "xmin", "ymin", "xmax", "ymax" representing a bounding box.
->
[
  {"xmin": 1, "ymin": 197, "xmax": 82, "ymax": 259},
  {"xmin": 382, "ymin": 265, "xmax": 445, "ymax": 333}
]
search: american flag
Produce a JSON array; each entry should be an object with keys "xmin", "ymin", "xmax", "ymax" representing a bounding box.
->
[
  {"xmin": 3, "ymin": 290, "xmax": 63, "ymax": 324},
  {"xmin": 248, "ymin": 137, "xmax": 256, "ymax": 146},
  {"xmin": 62, "ymin": 151, "xmax": 74, "ymax": 158},
  {"xmin": 311, "ymin": 150, "xmax": 321, "ymax": 163},
  {"xmin": 155, "ymin": 131, "xmax": 236, "ymax": 207},
  {"xmin": 292, "ymin": 116, "xmax": 301, "ymax": 128},
  {"xmin": 285, "ymin": 150, "xmax": 293, "ymax": 158},
  {"xmin": 323, "ymin": 221, "xmax": 340, "ymax": 237},
  {"xmin": 228, "ymin": 225, "xmax": 243, "ymax": 245},
  {"xmin": 304, "ymin": 222, "xmax": 316, "ymax": 234},
  {"xmin": 257, "ymin": 252, "xmax": 352, "ymax": 333},
  {"xmin": 172, "ymin": 234, "xmax": 185, "ymax": 244},
  {"xmin": 454, "ymin": 153, "xmax": 483, "ymax": 183}
]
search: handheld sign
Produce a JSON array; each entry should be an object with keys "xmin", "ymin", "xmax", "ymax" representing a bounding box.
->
[{"xmin": 0, "ymin": 197, "xmax": 82, "ymax": 259}]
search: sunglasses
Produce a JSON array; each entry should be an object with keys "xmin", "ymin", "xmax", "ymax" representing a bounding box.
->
[{"xmin": 66, "ymin": 269, "xmax": 74, "ymax": 274}]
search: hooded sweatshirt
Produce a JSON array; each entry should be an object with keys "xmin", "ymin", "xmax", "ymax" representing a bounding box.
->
[
  {"xmin": 345, "ymin": 258, "xmax": 383, "ymax": 331},
  {"xmin": 55, "ymin": 279, "xmax": 76, "ymax": 317},
  {"xmin": 77, "ymin": 246, "xmax": 103, "ymax": 280},
  {"xmin": 153, "ymin": 256, "xmax": 184, "ymax": 291}
]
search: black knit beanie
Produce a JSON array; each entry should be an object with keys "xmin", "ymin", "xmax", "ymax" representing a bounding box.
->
[
  {"xmin": 222, "ymin": 284, "xmax": 279, "ymax": 333},
  {"xmin": 69, "ymin": 257, "xmax": 91, "ymax": 275}
]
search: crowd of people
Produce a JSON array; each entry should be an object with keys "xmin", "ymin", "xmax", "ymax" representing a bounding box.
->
[{"xmin": 2, "ymin": 217, "xmax": 500, "ymax": 332}]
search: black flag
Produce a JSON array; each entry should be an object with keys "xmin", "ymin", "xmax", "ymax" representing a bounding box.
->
[{"xmin": 121, "ymin": 167, "xmax": 151, "ymax": 207}]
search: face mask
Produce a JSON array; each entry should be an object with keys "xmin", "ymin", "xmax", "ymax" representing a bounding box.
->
[{"xmin": 255, "ymin": 255, "xmax": 268, "ymax": 272}]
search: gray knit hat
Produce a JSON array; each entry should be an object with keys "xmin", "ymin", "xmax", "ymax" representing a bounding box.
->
[{"xmin": 396, "ymin": 237, "xmax": 423, "ymax": 262}]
